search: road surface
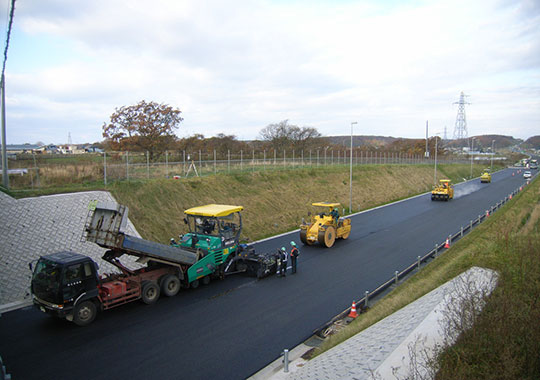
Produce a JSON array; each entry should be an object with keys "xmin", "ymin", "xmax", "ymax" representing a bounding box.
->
[{"xmin": 0, "ymin": 168, "xmax": 533, "ymax": 380}]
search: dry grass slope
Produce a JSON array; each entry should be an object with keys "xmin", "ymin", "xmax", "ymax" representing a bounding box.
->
[{"xmin": 109, "ymin": 164, "xmax": 490, "ymax": 244}]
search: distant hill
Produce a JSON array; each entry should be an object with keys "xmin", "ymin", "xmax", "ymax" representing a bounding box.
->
[
  {"xmin": 523, "ymin": 135, "xmax": 540, "ymax": 149},
  {"xmin": 444, "ymin": 135, "xmax": 522, "ymax": 149},
  {"xmin": 328, "ymin": 135, "xmax": 399, "ymax": 148}
]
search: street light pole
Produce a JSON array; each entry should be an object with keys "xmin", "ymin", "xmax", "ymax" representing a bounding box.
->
[
  {"xmin": 491, "ymin": 139, "xmax": 495, "ymax": 172},
  {"xmin": 470, "ymin": 137, "xmax": 475, "ymax": 179},
  {"xmin": 350, "ymin": 121, "xmax": 357, "ymax": 213},
  {"xmin": 433, "ymin": 134, "xmax": 440, "ymax": 186}
]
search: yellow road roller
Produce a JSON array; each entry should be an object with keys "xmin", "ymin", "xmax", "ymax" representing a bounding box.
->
[{"xmin": 299, "ymin": 202, "xmax": 352, "ymax": 248}]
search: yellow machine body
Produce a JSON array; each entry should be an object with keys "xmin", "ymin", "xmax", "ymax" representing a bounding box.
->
[
  {"xmin": 480, "ymin": 169, "xmax": 492, "ymax": 183},
  {"xmin": 299, "ymin": 202, "xmax": 351, "ymax": 248},
  {"xmin": 431, "ymin": 179, "xmax": 454, "ymax": 201}
]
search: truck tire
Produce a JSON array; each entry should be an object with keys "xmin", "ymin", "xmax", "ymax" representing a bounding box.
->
[
  {"xmin": 161, "ymin": 275, "xmax": 180, "ymax": 297},
  {"xmin": 202, "ymin": 276, "xmax": 211, "ymax": 285},
  {"xmin": 141, "ymin": 281, "xmax": 160, "ymax": 304},
  {"xmin": 73, "ymin": 300, "xmax": 97, "ymax": 327},
  {"xmin": 190, "ymin": 279, "xmax": 200, "ymax": 289}
]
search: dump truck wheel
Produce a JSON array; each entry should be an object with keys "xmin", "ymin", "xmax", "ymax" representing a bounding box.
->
[
  {"xmin": 142, "ymin": 281, "xmax": 160, "ymax": 304},
  {"xmin": 73, "ymin": 301, "xmax": 96, "ymax": 326},
  {"xmin": 319, "ymin": 226, "xmax": 336, "ymax": 248},
  {"xmin": 161, "ymin": 275, "xmax": 180, "ymax": 297},
  {"xmin": 202, "ymin": 276, "xmax": 211, "ymax": 285},
  {"xmin": 190, "ymin": 280, "xmax": 200, "ymax": 289}
]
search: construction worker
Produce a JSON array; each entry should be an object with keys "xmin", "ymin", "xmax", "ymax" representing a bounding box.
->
[
  {"xmin": 330, "ymin": 207, "xmax": 339, "ymax": 223},
  {"xmin": 290, "ymin": 241, "xmax": 299, "ymax": 274},
  {"xmin": 280, "ymin": 247, "xmax": 288, "ymax": 277}
]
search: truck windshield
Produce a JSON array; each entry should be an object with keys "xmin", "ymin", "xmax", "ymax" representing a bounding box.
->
[{"xmin": 32, "ymin": 258, "xmax": 61, "ymax": 301}]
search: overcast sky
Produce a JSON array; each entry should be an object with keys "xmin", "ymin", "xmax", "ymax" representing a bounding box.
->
[{"xmin": 2, "ymin": 0, "xmax": 539, "ymax": 144}]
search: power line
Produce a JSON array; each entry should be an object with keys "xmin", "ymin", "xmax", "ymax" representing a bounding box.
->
[{"xmin": 1, "ymin": 0, "xmax": 16, "ymax": 79}]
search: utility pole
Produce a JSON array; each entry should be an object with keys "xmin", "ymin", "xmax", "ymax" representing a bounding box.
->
[
  {"xmin": 424, "ymin": 121, "xmax": 429, "ymax": 158},
  {"xmin": 1, "ymin": 0, "xmax": 17, "ymax": 189},
  {"xmin": 1, "ymin": 74, "xmax": 7, "ymax": 188}
]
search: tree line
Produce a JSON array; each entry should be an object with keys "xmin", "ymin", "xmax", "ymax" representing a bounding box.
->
[{"xmin": 102, "ymin": 100, "xmax": 447, "ymax": 159}]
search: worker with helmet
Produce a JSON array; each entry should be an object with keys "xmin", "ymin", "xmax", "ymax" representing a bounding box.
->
[
  {"xmin": 290, "ymin": 241, "xmax": 299, "ymax": 274},
  {"xmin": 280, "ymin": 247, "xmax": 288, "ymax": 277}
]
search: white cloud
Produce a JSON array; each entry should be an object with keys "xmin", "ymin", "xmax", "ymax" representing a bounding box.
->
[{"xmin": 2, "ymin": 0, "xmax": 539, "ymax": 144}]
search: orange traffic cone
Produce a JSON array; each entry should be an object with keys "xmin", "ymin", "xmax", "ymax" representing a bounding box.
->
[
  {"xmin": 512, "ymin": 172, "xmax": 515, "ymax": 176},
  {"xmin": 509, "ymin": 194, "xmax": 513, "ymax": 199},
  {"xmin": 348, "ymin": 301, "xmax": 358, "ymax": 318},
  {"xmin": 444, "ymin": 238, "xmax": 450, "ymax": 249},
  {"xmin": 486, "ymin": 210, "xmax": 490, "ymax": 218}
]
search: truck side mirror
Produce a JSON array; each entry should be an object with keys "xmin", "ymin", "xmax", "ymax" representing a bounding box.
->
[{"xmin": 28, "ymin": 262, "xmax": 33, "ymax": 271}]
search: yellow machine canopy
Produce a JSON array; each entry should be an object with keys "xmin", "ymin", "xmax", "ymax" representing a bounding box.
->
[
  {"xmin": 184, "ymin": 204, "xmax": 244, "ymax": 217},
  {"xmin": 312, "ymin": 202, "xmax": 341, "ymax": 208}
]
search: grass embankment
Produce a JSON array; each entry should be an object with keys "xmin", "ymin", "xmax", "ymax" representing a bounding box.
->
[
  {"xmin": 108, "ymin": 164, "xmax": 489, "ymax": 244},
  {"xmin": 313, "ymin": 175, "xmax": 540, "ymax": 379}
]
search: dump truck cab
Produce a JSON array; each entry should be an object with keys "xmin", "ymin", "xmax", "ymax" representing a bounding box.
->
[
  {"xmin": 300, "ymin": 202, "xmax": 351, "ymax": 248},
  {"xmin": 31, "ymin": 251, "xmax": 99, "ymax": 321},
  {"xmin": 480, "ymin": 169, "xmax": 492, "ymax": 183},
  {"xmin": 431, "ymin": 179, "xmax": 454, "ymax": 201}
]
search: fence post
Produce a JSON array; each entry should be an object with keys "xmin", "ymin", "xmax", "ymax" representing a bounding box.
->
[
  {"xmin": 292, "ymin": 149, "xmax": 295, "ymax": 167},
  {"xmin": 240, "ymin": 149, "xmax": 243, "ymax": 171},
  {"xmin": 283, "ymin": 149, "xmax": 286, "ymax": 168},
  {"xmin": 183, "ymin": 150, "xmax": 186, "ymax": 175},
  {"xmin": 214, "ymin": 150, "xmax": 216, "ymax": 174},
  {"xmin": 32, "ymin": 152, "xmax": 40, "ymax": 187},
  {"xmin": 147, "ymin": 151, "xmax": 150, "ymax": 179},
  {"xmin": 166, "ymin": 150, "xmax": 169, "ymax": 178},
  {"xmin": 103, "ymin": 151, "xmax": 107, "ymax": 185},
  {"xmin": 228, "ymin": 150, "xmax": 230, "ymax": 173},
  {"xmin": 199, "ymin": 150, "xmax": 202, "ymax": 175},
  {"xmin": 252, "ymin": 149, "xmax": 255, "ymax": 172},
  {"xmin": 274, "ymin": 149, "xmax": 277, "ymax": 165},
  {"xmin": 126, "ymin": 151, "xmax": 129, "ymax": 180},
  {"xmin": 317, "ymin": 150, "xmax": 319, "ymax": 166},
  {"xmin": 264, "ymin": 150, "xmax": 266, "ymax": 171}
]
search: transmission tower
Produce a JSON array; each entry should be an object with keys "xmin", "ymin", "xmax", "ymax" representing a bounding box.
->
[{"xmin": 452, "ymin": 91, "xmax": 470, "ymax": 140}]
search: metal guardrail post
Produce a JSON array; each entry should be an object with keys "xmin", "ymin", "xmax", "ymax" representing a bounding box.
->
[
  {"xmin": 417, "ymin": 255, "xmax": 421, "ymax": 269},
  {"xmin": 394, "ymin": 270, "xmax": 399, "ymax": 284},
  {"xmin": 470, "ymin": 220, "xmax": 473, "ymax": 229},
  {"xmin": 364, "ymin": 290, "xmax": 369, "ymax": 308},
  {"xmin": 283, "ymin": 349, "xmax": 289, "ymax": 373},
  {"xmin": 434, "ymin": 243, "xmax": 438, "ymax": 254},
  {"xmin": 461, "ymin": 226, "xmax": 464, "ymax": 237}
]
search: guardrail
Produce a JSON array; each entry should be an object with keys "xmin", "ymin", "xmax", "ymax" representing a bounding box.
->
[{"xmin": 314, "ymin": 176, "xmax": 535, "ymax": 337}]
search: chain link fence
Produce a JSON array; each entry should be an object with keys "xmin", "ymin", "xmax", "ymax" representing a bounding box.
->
[{"xmin": 4, "ymin": 149, "xmax": 475, "ymax": 189}]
